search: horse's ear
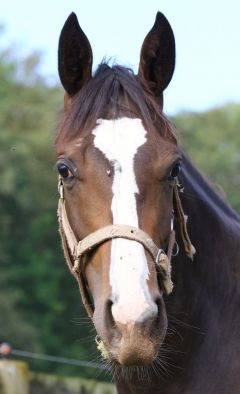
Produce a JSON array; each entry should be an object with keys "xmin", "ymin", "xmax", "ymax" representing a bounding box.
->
[
  {"xmin": 58, "ymin": 13, "xmax": 93, "ymax": 96},
  {"xmin": 138, "ymin": 12, "xmax": 175, "ymax": 99}
]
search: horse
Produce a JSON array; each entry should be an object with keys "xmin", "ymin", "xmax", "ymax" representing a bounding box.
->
[{"xmin": 55, "ymin": 11, "xmax": 240, "ymax": 393}]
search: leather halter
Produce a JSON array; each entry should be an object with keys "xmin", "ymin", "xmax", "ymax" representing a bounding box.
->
[{"xmin": 57, "ymin": 178, "xmax": 195, "ymax": 318}]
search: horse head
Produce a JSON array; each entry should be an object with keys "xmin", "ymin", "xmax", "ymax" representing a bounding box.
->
[{"xmin": 55, "ymin": 12, "xmax": 190, "ymax": 368}]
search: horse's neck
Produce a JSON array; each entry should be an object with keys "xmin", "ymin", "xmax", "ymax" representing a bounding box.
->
[
  {"xmin": 161, "ymin": 157, "xmax": 240, "ymax": 385},
  {"xmin": 175, "ymin": 155, "xmax": 240, "ymax": 314},
  {"xmin": 151, "ymin": 157, "xmax": 239, "ymax": 379}
]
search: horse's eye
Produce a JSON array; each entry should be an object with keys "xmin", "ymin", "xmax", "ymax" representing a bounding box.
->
[
  {"xmin": 57, "ymin": 163, "xmax": 73, "ymax": 179},
  {"xmin": 168, "ymin": 163, "xmax": 181, "ymax": 181}
]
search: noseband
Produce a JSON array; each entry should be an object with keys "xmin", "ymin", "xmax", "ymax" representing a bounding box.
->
[{"xmin": 57, "ymin": 178, "xmax": 195, "ymax": 318}]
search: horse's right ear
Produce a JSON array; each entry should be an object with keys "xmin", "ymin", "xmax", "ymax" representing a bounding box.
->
[{"xmin": 58, "ymin": 13, "xmax": 93, "ymax": 96}]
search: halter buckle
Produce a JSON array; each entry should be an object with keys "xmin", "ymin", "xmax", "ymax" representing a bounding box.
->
[{"xmin": 155, "ymin": 248, "xmax": 164, "ymax": 265}]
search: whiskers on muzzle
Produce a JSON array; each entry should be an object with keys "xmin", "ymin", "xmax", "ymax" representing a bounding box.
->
[{"xmin": 106, "ymin": 343, "xmax": 182, "ymax": 382}]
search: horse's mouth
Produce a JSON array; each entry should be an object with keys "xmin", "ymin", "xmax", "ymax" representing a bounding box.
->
[{"xmin": 96, "ymin": 322, "xmax": 166, "ymax": 368}]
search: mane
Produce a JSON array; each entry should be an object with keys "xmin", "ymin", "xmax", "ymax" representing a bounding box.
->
[{"xmin": 56, "ymin": 63, "xmax": 175, "ymax": 143}]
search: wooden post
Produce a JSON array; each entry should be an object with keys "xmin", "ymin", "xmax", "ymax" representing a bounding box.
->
[{"xmin": 0, "ymin": 360, "xmax": 29, "ymax": 394}]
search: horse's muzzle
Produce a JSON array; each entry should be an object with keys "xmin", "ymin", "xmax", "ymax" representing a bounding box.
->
[{"xmin": 94, "ymin": 296, "xmax": 167, "ymax": 366}]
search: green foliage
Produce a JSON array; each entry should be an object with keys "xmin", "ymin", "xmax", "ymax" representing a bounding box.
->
[
  {"xmin": 0, "ymin": 43, "xmax": 239, "ymax": 380},
  {"xmin": 173, "ymin": 106, "xmax": 240, "ymax": 212},
  {"xmin": 0, "ymin": 48, "xmax": 97, "ymax": 379}
]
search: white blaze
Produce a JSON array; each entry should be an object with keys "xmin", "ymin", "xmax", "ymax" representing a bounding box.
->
[{"xmin": 93, "ymin": 117, "xmax": 157, "ymax": 325}]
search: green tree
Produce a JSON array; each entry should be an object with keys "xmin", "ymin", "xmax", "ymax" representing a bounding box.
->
[
  {"xmin": 173, "ymin": 105, "xmax": 240, "ymax": 213},
  {"xmin": 0, "ymin": 49, "xmax": 97, "ymax": 377}
]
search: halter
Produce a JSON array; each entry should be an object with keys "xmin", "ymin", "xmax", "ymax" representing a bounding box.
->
[{"xmin": 57, "ymin": 178, "xmax": 195, "ymax": 319}]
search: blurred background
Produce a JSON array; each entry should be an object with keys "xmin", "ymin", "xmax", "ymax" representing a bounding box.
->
[{"xmin": 0, "ymin": 0, "xmax": 239, "ymax": 383}]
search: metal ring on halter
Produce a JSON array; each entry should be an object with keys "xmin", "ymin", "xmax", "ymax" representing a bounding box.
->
[{"xmin": 172, "ymin": 241, "xmax": 179, "ymax": 257}]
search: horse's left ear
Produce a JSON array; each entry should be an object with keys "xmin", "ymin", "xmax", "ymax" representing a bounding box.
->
[
  {"xmin": 58, "ymin": 12, "xmax": 93, "ymax": 96},
  {"xmin": 138, "ymin": 12, "xmax": 175, "ymax": 98}
]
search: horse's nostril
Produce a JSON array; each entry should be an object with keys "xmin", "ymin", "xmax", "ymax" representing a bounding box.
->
[
  {"xmin": 153, "ymin": 296, "xmax": 167, "ymax": 333},
  {"xmin": 155, "ymin": 297, "xmax": 161, "ymax": 308},
  {"xmin": 105, "ymin": 299, "xmax": 115, "ymax": 329}
]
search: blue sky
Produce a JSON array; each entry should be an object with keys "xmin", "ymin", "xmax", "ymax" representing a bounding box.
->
[{"xmin": 1, "ymin": 0, "xmax": 240, "ymax": 115}]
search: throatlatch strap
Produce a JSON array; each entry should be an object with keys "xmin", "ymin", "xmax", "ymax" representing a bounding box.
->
[
  {"xmin": 173, "ymin": 184, "xmax": 195, "ymax": 259},
  {"xmin": 167, "ymin": 229, "xmax": 176, "ymax": 261}
]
